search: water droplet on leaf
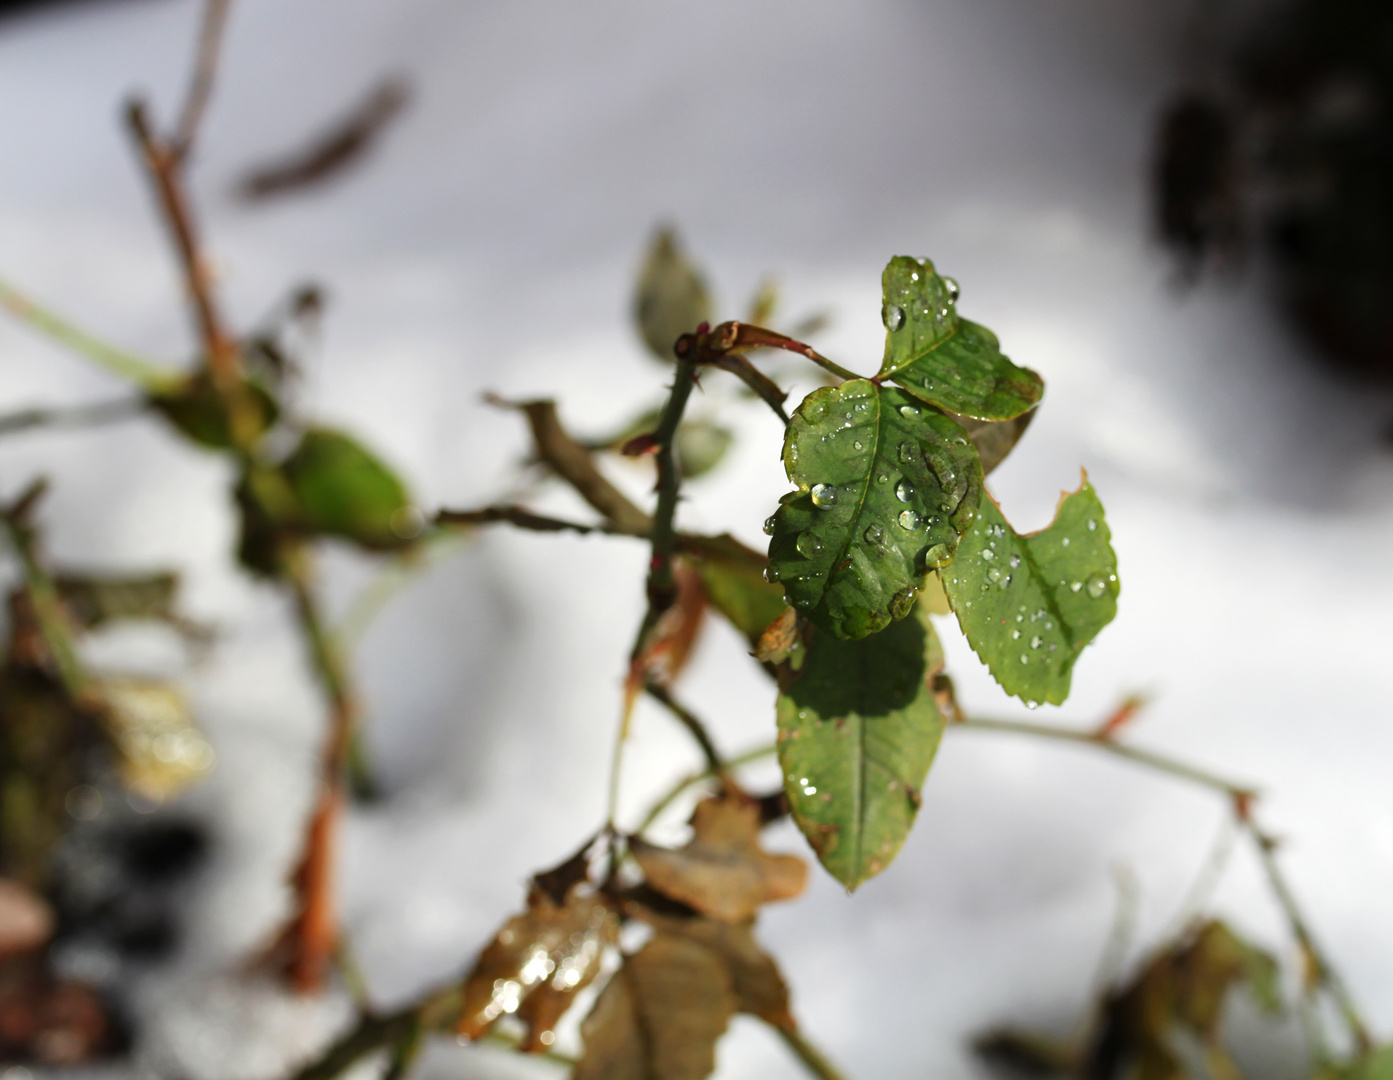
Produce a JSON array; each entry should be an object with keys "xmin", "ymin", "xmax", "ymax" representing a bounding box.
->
[
  {"xmin": 1086, "ymin": 573, "xmax": 1109, "ymax": 599},
  {"xmin": 796, "ymin": 533, "xmax": 823, "ymax": 558},
  {"xmin": 882, "ymin": 303, "xmax": 905, "ymax": 331},
  {"xmin": 762, "ymin": 515, "xmax": 777, "ymax": 535},
  {"xmin": 895, "ymin": 479, "xmax": 914, "ymax": 502},
  {"xmin": 810, "ymin": 483, "xmax": 838, "ymax": 509},
  {"xmin": 898, "ymin": 509, "xmax": 921, "ymax": 530}
]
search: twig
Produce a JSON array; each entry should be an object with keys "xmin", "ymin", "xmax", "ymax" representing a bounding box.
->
[
  {"xmin": 642, "ymin": 682, "xmax": 727, "ymax": 780},
  {"xmin": 0, "ymin": 398, "xmax": 147, "ymax": 439},
  {"xmin": 126, "ymin": 101, "xmax": 242, "ymax": 395},
  {"xmin": 956, "ymin": 712, "xmax": 1371, "ymax": 1053},
  {"xmin": 955, "ymin": 716, "xmax": 1257, "ymax": 800},
  {"xmin": 635, "ymin": 743, "xmax": 776, "ymax": 835},
  {"xmin": 171, "ymin": 0, "xmax": 233, "ymax": 161},
  {"xmin": 0, "ymin": 275, "xmax": 181, "ymax": 392},
  {"xmin": 278, "ymin": 548, "xmax": 361, "ymax": 992},
  {"xmin": 774, "ymin": 1025, "xmax": 851, "ymax": 1080}
]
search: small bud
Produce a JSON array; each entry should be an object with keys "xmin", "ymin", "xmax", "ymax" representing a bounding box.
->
[{"xmin": 621, "ymin": 433, "xmax": 659, "ymax": 456}]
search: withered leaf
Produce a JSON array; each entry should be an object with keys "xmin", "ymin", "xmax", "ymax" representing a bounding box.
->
[
  {"xmin": 457, "ymin": 886, "xmax": 617, "ymax": 1046},
  {"xmin": 575, "ymin": 933, "xmax": 736, "ymax": 1080},
  {"xmin": 632, "ymin": 907, "xmax": 795, "ymax": 1031},
  {"xmin": 630, "ymin": 796, "xmax": 807, "ymax": 922}
]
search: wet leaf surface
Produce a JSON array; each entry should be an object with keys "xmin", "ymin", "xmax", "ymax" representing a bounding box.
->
[
  {"xmin": 876, "ymin": 255, "xmax": 1042, "ymax": 421},
  {"xmin": 767, "ymin": 379, "xmax": 982, "ymax": 639},
  {"xmin": 775, "ymin": 606, "xmax": 944, "ymax": 889},
  {"xmin": 635, "ymin": 228, "xmax": 712, "ymax": 362},
  {"xmin": 631, "ymin": 796, "xmax": 806, "ymax": 922},
  {"xmin": 457, "ymin": 886, "xmax": 617, "ymax": 1045},
  {"xmin": 941, "ymin": 477, "xmax": 1117, "ymax": 706},
  {"xmin": 575, "ymin": 933, "xmax": 735, "ymax": 1080}
]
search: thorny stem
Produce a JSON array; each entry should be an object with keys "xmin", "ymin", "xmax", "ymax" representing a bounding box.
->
[
  {"xmin": 607, "ymin": 357, "xmax": 700, "ymax": 831},
  {"xmin": 0, "ymin": 275, "xmax": 180, "ymax": 392},
  {"xmin": 956, "ymin": 713, "xmax": 1372, "ymax": 1053}
]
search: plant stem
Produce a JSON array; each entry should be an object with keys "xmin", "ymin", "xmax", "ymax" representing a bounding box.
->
[
  {"xmin": 774, "ymin": 1025, "xmax": 851, "ymax": 1080},
  {"xmin": 636, "ymin": 743, "xmax": 776, "ymax": 834},
  {"xmin": 171, "ymin": 0, "xmax": 232, "ymax": 161},
  {"xmin": 642, "ymin": 682, "xmax": 727, "ymax": 780},
  {"xmin": 956, "ymin": 713, "xmax": 1371, "ymax": 1053},
  {"xmin": 0, "ymin": 275, "xmax": 181, "ymax": 392},
  {"xmin": 955, "ymin": 716, "xmax": 1256, "ymax": 800},
  {"xmin": 0, "ymin": 398, "xmax": 148, "ymax": 438}
]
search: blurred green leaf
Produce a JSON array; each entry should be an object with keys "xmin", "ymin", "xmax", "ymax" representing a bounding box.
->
[
  {"xmin": 693, "ymin": 549, "xmax": 786, "ymax": 648},
  {"xmin": 775, "ymin": 605, "xmax": 944, "ymax": 889},
  {"xmin": 940, "ymin": 478, "xmax": 1117, "ymax": 707},
  {"xmin": 1353, "ymin": 1046, "xmax": 1393, "ymax": 1080},
  {"xmin": 282, "ymin": 427, "xmax": 413, "ymax": 550},
  {"xmin": 635, "ymin": 227, "xmax": 712, "ymax": 361},
  {"xmin": 767, "ymin": 379, "xmax": 982, "ymax": 639},
  {"xmin": 877, "ymin": 256, "xmax": 1042, "ymax": 421},
  {"xmin": 148, "ymin": 374, "xmax": 278, "ymax": 449},
  {"xmin": 676, "ymin": 420, "xmax": 733, "ymax": 480}
]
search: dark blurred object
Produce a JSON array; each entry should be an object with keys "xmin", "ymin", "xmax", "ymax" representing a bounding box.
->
[
  {"xmin": 236, "ymin": 77, "xmax": 410, "ymax": 200},
  {"xmin": 1153, "ymin": 0, "xmax": 1393, "ymax": 381},
  {"xmin": 1154, "ymin": 94, "xmax": 1240, "ymax": 279}
]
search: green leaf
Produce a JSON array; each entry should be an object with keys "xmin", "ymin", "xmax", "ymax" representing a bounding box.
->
[
  {"xmin": 940, "ymin": 477, "xmax": 1118, "ymax": 707},
  {"xmin": 876, "ymin": 256, "xmax": 1042, "ymax": 421},
  {"xmin": 282, "ymin": 427, "xmax": 413, "ymax": 549},
  {"xmin": 676, "ymin": 419, "xmax": 733, "ymax": 480},
  {"xmin": 767, "ymin": 379, "xmax": 982, "ymax": 639},
  {"xmin": 776, "ymin": 606, "xmax": 945, "ymax": 889},
  {"xmin": 693, "ymin": 554, "xmax": 786, "ymax": 648},
  {"xmin": 634, "ymin": 227, "xmax": 712, "ymax": 361},
  {"xmin": 148, "ymin": 374, "xmax": 278, "ymax": 449},
  {"xmin": 1353, "ymin": 1047, "xmax": 1393, "ymax": 1080}
]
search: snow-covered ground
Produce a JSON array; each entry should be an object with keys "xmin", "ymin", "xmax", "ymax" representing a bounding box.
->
[{"xmin": 1, "ymin": 1, "xmax": 1391, "ymax": 1077}]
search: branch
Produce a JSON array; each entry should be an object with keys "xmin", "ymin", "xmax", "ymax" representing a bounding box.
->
[
  {"xmin": 642, "ymin": 682, "xmax": 727, "ymax": 781},
  {"xmin": 0, "ymin": 275, "xmax": 181, "ymax": 392},
  {"xmin": 775, "ymin": 1025, "xmax": 852, "ymax": 1080},
  {"xmin": 0, "ymin": 398, "xmax": 147, "ymax": 439},
  {"xmin": 171, "ymin": 0, "xmax": 233, "ymax": 161},
  {"xmin": 706, "ymin": 321, "xmax": 861, "ymax": 383}
]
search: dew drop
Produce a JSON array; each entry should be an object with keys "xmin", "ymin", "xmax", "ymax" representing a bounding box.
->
[
  {"xmin": 1015, "ymin": 614, "xmax": 1024, "ymax": 623},
  {"xmin": 810, "ymin": 483, "xmax": 838, "ymax": 509},
  {"xmin": 1011, "ymin": 629, "xmax": 1021, "ymax": 640},
  {"xmin": 1087, "ymin": 518, "xmax": 1097, "ymax": 531},
  {"xmin": 1026, "ymin": 699, "xmax": 1040, "ymax": 710},
  {"xmin": 1069, "ymin": 581, "xmax": 1083, "ymax": 593},
  {"xmin": 895, "ymin": 479, "xmax": 915, "ymax": 502},
  {"xmin": 988, "ymin": 566, "xmax": 1003, "ymax": 583},
  {"xmin": 1061, "ymin": 537, "xmax": 1071, "ymax": 547},
  {"xmin": 899, "ymin": 405, "xmax": 919, "ymax": 419},
  {"xmin": 1019, "ymin": 654, "xmax": 1029, "ymax": 664},
  {"xmin": 1086, "ymin": 573, "xmax": 1109, "ymax": 599},
  {"xmin": 764, "ymin": 566, "xmax": 781, "ymax": 582},
  {"xmin": 925, "ymin": 543, "xmax": 952, "ymax": 568},
  {"xmin": 897, "ymin": 509, "xmax": 921, "ymax": 530},
  {"xmin": 878, "ymin": 473, "xmax": 890, "ymax": 483},
  {"xmin": 863, "ymin": 524, "xmax": 885, "ymax": 547},
  {"xmin": 1030, "ymin": 636, "xmax": 1042, "ymax": 649},
  {"xmin": 882, "ymin": 303, "xmax": 905, "ymax": 332},
  {"xmin": 943, "ymin": 276, "xmax": 960, "ymax": 303},
  {"xmin": 853, "ymin": 440, "xmax": 864, "ymax": 450},
  {"xmin": 1009, "ymin": 554, "xmax": 1021, "ymax": 569},
  {"xmin": 898, "ymin": 441, "xmax": 918, "ymax": 464},
  {"xmin": 980, "ymin": 548, "xmax": 994, "ymax": 561},
  {"xmin": 796, "ymin": 533, "xmax": 823, "ymax": 558},
  {"xmin": 762, "ymin": 515, "xmax": 777, "ymax": 536}
]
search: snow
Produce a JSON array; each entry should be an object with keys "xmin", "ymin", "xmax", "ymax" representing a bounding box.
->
[{"xmin": 1, "ymin": 0, "xmax": 1391, "ymax": 1077}]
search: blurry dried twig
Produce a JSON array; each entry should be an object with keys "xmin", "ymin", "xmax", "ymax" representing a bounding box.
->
[
  {"xmin": 237, "ymin": 78, "xmax": 410, "ymax": 200},
  {"xmin": 171, "ymin": 0, "xmax": 233, "ymax": 161}
]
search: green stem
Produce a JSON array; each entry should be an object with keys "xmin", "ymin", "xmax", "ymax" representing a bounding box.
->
[
  {"xmin": 774, "ymin": 1025, "xmax": 851, "ymax": 1080},
  {"xmin": 636, "ymin": 743, "xmax": 776, "ymax": 835},
  {"xmin": 642, "ymin": 682, "xmax": 727, "ymax": 779},
  {"xmin": 0, "ymin": 397, "xmax": 148, "ymax": 438},
  {"xmin": 0, "ymin": 275, "xmax": 181, "ymax": 393},
  {"xmin": 956, "ymin": 714, "xmax": 1371, "ymax": 1054},
  {"xmin": 955, "ymin": 717, "xmax": 1255, "ymax": 799}
]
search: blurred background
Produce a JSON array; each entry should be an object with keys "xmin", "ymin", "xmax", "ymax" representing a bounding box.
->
[{"xmin": 0, "ymin": 0, "xmax": 1391, "ymax": 1077}]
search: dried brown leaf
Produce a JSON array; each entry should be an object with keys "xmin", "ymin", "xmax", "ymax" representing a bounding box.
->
[
  {"xmin": 575, "ymin": 933, "xmax": 736, "ymax": 1080},
  {"xmin": 754, "ymin": 607, "xmax": 798, "ymax": 665},
  {"xmin": 457, "ymin": 886, "xmax": 617, "ymax": 1043},
  {"xmin": 631, "ymin": 796, "xmax": 807, "ymax": 922}
]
